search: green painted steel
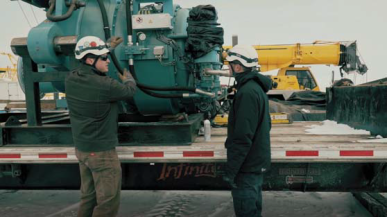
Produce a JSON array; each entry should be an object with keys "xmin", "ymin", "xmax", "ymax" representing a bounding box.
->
[
  {"xmin": 0, "ymin": 113, "xmax": 202, "ymax": 146},
  {"xmin": 17, "ymin": 58, "xmax": 59, "ymax": 95},
  {"xmin": 19, "ymin": 0, "xmax": 225, "ymax": 115},
  {"xmin": 327, "ymin": 85, "xmax": 387, "ymax": 137},
  {"xmin": 28, "ymin": 23, "xmax": 64, "ymax": 65}
]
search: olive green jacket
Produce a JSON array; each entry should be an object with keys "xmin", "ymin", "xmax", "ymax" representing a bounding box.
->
[{"xmin": 65, "ymin": 64, "xmax": 136, "ymax": 152}]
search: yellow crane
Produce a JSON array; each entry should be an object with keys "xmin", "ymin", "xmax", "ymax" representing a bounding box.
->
[
  {"xmin": 224, "ymin": 41, "xmax": 367, "ymax": 93},
  {"xmin": 0, "ymin": 52, "xmax": 18, "ymax": 81},
  {"xmin": 217, "ymin": 41, "xmax": 368, "ymax": 124}
]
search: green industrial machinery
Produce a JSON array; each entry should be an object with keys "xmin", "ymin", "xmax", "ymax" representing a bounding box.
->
[{"xmin": 13, "ymin": 0, "xmax": 226, "ymax": 126}]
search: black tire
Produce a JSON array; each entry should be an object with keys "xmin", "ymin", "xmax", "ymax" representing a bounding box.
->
[{"xmin": 332, "ymin": 78, "xmax": 354, "ymax": 87}]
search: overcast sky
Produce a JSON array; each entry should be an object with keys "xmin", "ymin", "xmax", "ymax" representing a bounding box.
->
[{"xmin": 1, "ymin": 0, "xmax": 386, "ymax": 90}]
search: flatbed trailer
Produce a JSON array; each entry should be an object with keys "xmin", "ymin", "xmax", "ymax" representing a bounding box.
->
[
  {"xmin": 1, "ymin": 121, "xmax": 386, "ymax": 164},
  {"xmin": 1, "ymin": 121, "xmax": 386, "ymax": 191}
]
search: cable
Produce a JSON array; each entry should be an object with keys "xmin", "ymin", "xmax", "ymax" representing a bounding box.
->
[
  {"xmin": 30, "ymin": 5, "xmax": 39, "ymax": 25},
  {"xmin": 156, "ymin": 55, "xmax": 176, "ymax": 66},
  {"xmin": 156, "ymin": 31, "xmax": 190, "ymax": 63},
  {"xmin": 17, "ymin": 0, "xmax": 32, "ymax": 28},
  {"xmin": 96, "ymin": 0, "xmax": 194, "ymax": 99},
  {"xmin": 140, "ymin": 88, "xmax": 186, "ymax": 98}
]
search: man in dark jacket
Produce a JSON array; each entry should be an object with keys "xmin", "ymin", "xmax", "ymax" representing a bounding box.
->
[
  {"xmin": 223, "ymin": 45, "xmax": 272, "ymax": 217},
  {"xmin": 65, "ymin": 36, "xmax": 136, "ymax": 217}
]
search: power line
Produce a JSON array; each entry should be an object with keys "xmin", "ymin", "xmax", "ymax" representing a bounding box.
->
[
  {"xmin": 30, "ymin": 5, "xmax": 39, "ymax": 25},
  {"xmin": 17, "ymin": 0, "xmax": 32, "ymax": 28}
]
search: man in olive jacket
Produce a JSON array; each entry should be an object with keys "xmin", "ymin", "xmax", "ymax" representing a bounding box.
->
[
  {"xmin": 224, "ymin": 45, "xmax": 272, "ymax": 217},
  {"xmin": 65, "ymin": 36, "xmax": 136, "ymax": 217}
]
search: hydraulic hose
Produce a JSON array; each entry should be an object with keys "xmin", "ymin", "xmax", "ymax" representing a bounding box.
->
[
  {"xmin": 47, "ymin": 0, "xmax": 77, "ymax": 22},
  {"xmin": 124, "ymin": 0, "xmax": 201, "ymax": 96},
  {"xmin": 137, "ymin": 84, "xmax": 195, "ymax": 92},
  {"xmin": 96, "ymin": 0, "xmax": 110, "ymax": 39},
  {"xmin": 96, "ymin": 0, "xmax": 124, "ymax": 79},
  {"xmin": 141, "ymin": 88, "xmax": 189, "ymax": 99},
  {"xmin": 124, "ymin": 0, "xmax": 189, "ymax": 93},
  {"xmin": 125, "ymin": 0, "xmax": 137, "ymax": 81},
  {"xmin": 96, "ymin": 0, "xmax": 196, "ymax": 98},
  {"xmin": 126, "ymin": 0, "xmax": 133, "ymax": 43}
]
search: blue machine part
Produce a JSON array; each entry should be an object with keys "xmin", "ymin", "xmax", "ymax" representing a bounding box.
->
[
  {"xmin": 27, "ymin": 23, "xmax": 64, "ymax": 65},
  {"xmin": 17, "ymin": 57, "xmax": 58, "ymax": 98},
  {"xmin": 21, "ymin": 0, "xmax": 225, "ymax": 116}
]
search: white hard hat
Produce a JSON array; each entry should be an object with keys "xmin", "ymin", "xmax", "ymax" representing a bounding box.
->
[
  {"xmin": 226, "ymin": 45, "xmax": 259, "ymax": 68},
  {"xmin": 75, "ymin": 36, "xmax": 110, "ymax": 60}
]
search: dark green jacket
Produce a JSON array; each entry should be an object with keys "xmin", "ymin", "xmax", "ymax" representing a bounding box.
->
[
  {"xmin": 225, "ymin": 69, "xmax": 272, "ymax": 178},
  {"xmin": 65, "ymin": 64, "xmax": 136, "ymax": 152}
]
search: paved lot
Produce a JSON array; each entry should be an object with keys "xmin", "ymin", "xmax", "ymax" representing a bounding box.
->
[{"xmin": 0, "ymin": 190, "xmax": 375, "ymax": 217}]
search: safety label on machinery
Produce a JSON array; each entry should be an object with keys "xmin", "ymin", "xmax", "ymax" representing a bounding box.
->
[{"xmin": 132, "ymin": 14, "xmax": 172, "ymax": 30}]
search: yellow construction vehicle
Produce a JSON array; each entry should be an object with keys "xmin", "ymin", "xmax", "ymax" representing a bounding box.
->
[
  {"xmin": 224, "ymin": 41, "xmax": 368, "ymax": 98},
  {"xmin": 0, "ymin": 52, "xmax": 18, "ymax": 81},
  {"xmin": 217, "ymin": 41, "xmax": 368, "ymax": 124}
]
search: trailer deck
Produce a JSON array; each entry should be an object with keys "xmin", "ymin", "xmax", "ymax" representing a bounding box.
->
[{"xmin": 1, "ymin": 121, "xmax": 386, "ymax": 164}]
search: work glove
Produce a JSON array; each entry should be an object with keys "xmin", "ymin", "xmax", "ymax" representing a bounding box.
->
[
  {"xmin": 108, "ymin": 36, "xmax": 123, "ymax": 49},
  {"xmin": 118, "ymin": 68, "xmax": 134, "ymax": 81}
]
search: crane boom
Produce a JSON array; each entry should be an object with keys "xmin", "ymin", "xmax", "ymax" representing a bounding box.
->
[
  {"xmin": 223, "ymin": 41, "xmax": 368, "ymax": 96},
  {"xmin": 255, "ymin": 41, "xmax": 367, "ymax": 75},
  {"xmin": 224, "ymin": 41, "xmax": 367, "ymax": 75}
]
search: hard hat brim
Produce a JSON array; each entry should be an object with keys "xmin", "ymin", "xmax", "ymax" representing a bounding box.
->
[
  {"xmin": 75, "ymin": 48, "xmax": 110, "ymax": 60},
  {"xmin": 226, "ymin": 55, "xmax": 259, "ymax": 68}
]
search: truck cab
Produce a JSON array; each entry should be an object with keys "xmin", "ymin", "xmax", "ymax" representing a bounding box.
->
[{"xmin": 272, "ymin": 67, "xmax": 320, "ymax": 91}]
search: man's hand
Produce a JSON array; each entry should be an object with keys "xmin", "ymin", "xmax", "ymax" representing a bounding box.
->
[
  {"xmin": 108, "ymin": 36, "xmax": 123, "ymax": 49},
  {"xmin": 118, "ymin": 68, "xmax": 134, "ymax": 81},
  {"xmin": 222, "ymin": 174, "xmax": 237, "ymax": 189}
]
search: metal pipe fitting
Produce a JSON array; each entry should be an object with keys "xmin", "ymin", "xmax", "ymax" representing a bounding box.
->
[
  {"xmin": 204, "ymin": 69, "xmax": 232, "ymax": 77},
  {"xmin": 195, "ymin": 89, "xmax": 216, "ymax": 98}
]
